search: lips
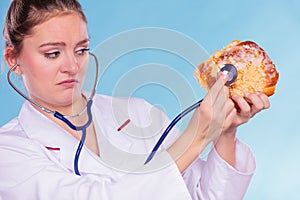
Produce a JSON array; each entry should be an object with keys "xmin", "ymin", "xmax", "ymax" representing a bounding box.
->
[{"xmin": 57, "ymin": 79, "xmax": 79, "ymax": 88}]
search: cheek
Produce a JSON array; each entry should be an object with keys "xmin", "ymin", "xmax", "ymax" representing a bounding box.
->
[
  {"xmin": 22, "ymin": 64, "xmax": 54, "ymax": 83},
  {"xmin": 19, "ymin": 53, "xmax": 48, "ymax": 76},
  {"xmin": 78, "ymin": 57, "xmax": 91, "ymax": 85},
  {"xmin": 20, "ymin": 59, "xmax": 57, "ymax": 92},
  {"xmin": 79, "ymin": 61, "xmax": 88, "ymax": 76}
]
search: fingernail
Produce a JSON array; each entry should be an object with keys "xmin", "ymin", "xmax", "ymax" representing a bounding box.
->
[
  {"xmin": 218, "ymin": 72, "xmax": 228, "ymax": 85},
  {"xmin": 245, "ymin": 92, "xmax": 250, "ymax": 97},
  {"xmin": 222, "ymin": 70, "xmax": 228, "ymax": 78}
]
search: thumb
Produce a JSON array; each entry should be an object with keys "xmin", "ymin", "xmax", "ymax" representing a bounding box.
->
[
  {"xmin": 209, "ymin": 71, "xmax": 228, "ymax": 98},
  {"xmin": 217, "ymin": 71, "xmax": 229, "ymax": 85}
]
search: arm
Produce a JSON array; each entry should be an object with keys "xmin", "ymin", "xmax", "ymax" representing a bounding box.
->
[
  {"xmin": 167, "ymin": 73, "xmax": 230, "ymax": 172},
  {"xmin": 168, "ymin": 70, "xmax": 270, "ymax": 172},
  {"xmin": 182, "ymin": 139, "xmax": 256, "ymax": 200},
  {"xmin": 167, "ymin": 74, "xmax": 270, "ymax": 199},
  {"xmin": 180, "ymin": 91, "xmax": 270, "ymax": 200}
]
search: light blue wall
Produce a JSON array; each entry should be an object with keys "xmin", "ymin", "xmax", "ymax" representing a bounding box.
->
[{"xmin": 1, "ymin": 0, "xmax": 299, "ymax": 199}]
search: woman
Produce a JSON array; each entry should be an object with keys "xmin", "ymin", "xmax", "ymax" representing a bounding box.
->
[{"xmin": 0, "ymin": 0, "xmax": 270, "ymax": 199}]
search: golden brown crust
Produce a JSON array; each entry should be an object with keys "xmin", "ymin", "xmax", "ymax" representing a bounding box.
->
[{"xmin": 194, "ymin": 40, "xmax": 279, "ymax": 97}]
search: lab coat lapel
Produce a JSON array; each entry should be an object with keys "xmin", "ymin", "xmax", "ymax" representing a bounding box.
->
[
  {"xmin": 92, "ymin": 94, "xmax": 162, "ymax": 153},
  {"xmin": 19, "ymin": 102, "xmax": 78, "ymax": 169},
  {"xmin": 91, "ymin": 95, "xmax": 145, "ymax": 173},
  {"xmin": 18, "ymin": 102, "xmax": 119, "ymax": 179},
  {"xmin": 91, "ymin": 95, "xmax": 166, "ymax": 173},
  {"xmin": 92, "ymin": 95, "xmax": 134, "ymax": 152}
]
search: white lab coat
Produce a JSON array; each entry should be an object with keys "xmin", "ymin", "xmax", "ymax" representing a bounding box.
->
[{"xmin": 0, "ymin": 94, "xmax": 256, "ymax": 200}]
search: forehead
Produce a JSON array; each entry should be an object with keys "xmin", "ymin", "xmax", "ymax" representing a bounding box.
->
[{"xmin": 26, "ymin": 13, "xmax": 88, "ymax": 45}]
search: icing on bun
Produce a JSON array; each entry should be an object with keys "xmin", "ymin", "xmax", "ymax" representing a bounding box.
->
[{"xmin": 195, "ymin": 40, "xmax": 279, "ymax": 96}]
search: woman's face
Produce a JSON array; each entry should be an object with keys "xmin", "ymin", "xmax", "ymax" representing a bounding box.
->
[{"xmin": 16, "ymin": 13, "xmax": 89, "ymax": 109}]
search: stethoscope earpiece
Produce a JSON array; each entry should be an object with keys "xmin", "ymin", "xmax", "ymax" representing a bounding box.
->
[
  {"xmin": 14, "ymin": 64, "xmax": 21, "ymax": 74},
  {"xmin": 219, "ymin": 64, "xmax": 238, "ymax": 86},
  {"xmin": 7, "ymin": 52, "xmax": 99, "ymax": 176}
]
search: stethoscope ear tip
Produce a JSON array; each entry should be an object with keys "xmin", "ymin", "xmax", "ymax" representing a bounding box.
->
[{"xmin": 220, "ymin": 64, "xmax": 238, "ymax": 86}]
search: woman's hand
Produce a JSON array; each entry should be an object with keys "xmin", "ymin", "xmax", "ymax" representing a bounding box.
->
[
  {"xmin": 168, "ymin": 73, "xmax": 230, "ymax": 172},
  {"xmin": 188, "ymin": 73, "xmax": 230, "ymax": 148},
  {"xmin": 168, "ymin": 71, "xmax": 271, "ymax": 172},
  {"xmin": 223, "ymin": 92, "xmax": 270, "ymax": 135},
  {"xmin": 215, "ymin": 91, "xmax": 271, "ymax": 167}
]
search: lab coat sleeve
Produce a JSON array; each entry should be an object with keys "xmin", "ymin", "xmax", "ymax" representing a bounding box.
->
[
  {"xmin": 0, "ymin": 135, "xmax": 191, "ymax": 200},
  {"xmin": 182, "ymin": 139, "xmax": 256, "ymax": 200},
  {"xmin": 142, "ymin": 99, "xmax": 256, "ymax": 200}
]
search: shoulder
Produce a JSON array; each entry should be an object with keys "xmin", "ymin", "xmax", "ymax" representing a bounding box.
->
[
  {"xmin": 0, "ymin": 130, "xmax": 58, "ymax": 191},
  {"xmin": 0, "ymin": 133, "xmax": 47, "ymax": 169},
  {"xmin": 0, "ymin": 117, "xmax": 38, "ymax": 150},
  {"xmin": 0, "ymin": 117, "xmax": 27, "ymax": 138},
  {"xmin": 0, "ymin": 116, "xmax": 46, "ymax": 157}
]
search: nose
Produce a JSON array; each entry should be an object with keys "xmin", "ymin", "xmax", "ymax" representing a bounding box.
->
[{"xmin": 60, "ymin": 53, "xmax": 79, "ymax": 75}]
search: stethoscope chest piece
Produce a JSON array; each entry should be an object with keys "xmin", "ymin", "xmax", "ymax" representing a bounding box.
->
[
  {"xmin": 220, "ymin": 64, "xmax": 238, "ymax": 86},
  {"xmin": 145, "ymin": 63, "xmax": 239, "ymax": 164}
]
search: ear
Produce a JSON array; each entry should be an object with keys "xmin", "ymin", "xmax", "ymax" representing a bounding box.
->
[{"xmin": 4, "ymin": 47, "xmax": 22, "ymax": 75}]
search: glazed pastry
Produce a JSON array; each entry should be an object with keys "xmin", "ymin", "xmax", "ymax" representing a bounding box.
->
[{"xmin": 194, "ymin": 40, "xmax": 279, "ymax": 96}]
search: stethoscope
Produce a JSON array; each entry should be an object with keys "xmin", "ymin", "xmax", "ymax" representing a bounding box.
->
[
  {"xmin": 144, "ymin": 64, "xmax": 238, "ymax": 164},
  {"xmin": 7, "ymin": 52, "xmax": 99, "ymax": 176},
  {"xmin": 7, "ymin": 52, "xmax": 238, "ymax": 172}
]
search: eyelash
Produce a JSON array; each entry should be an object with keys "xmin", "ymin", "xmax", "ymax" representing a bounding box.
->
[
  {"xmin": 44, "ymin": 51, "xmax": 60, "ymax": 59},
  {"xmin": 75, "ymin": 48, "xmax": 90, "ymax": 56},
  {"xmin": 44, "ymin": 48, "xmax": 90, "ymax": 59}
]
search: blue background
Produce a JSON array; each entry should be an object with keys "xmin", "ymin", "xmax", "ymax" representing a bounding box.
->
[{"xmin": 1, "ymin": 0, "xmax": 299, "ymax": 199}]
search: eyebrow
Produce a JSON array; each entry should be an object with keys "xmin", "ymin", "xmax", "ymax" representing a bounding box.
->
[
  {"xmin": 39, "ymin": 42, "xmax": 65, "ymax": 48},
  {"xmin": 76, "ymin": 38, "xmax": 90, "ymax": 47},
  {"xmin": 39, "ymin": 38, "xmax": 90, "ymax": 48}
]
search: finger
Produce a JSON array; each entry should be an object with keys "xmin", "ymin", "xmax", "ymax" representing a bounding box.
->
[
  {"xmin": 212, "ymin": 84, "xmax": 230, "ymax": 126},
  {"xmin": 209, "ymin": 73, "xmax": 228, "ymax": 95},
  {"xmin": 244, "ymin": 92, "xmax": 264, "ymax": 113},
  {"xmin": 204, "ymin": 74, "xmax": 229, "ymax": 142},
  {"xmin": 225, "ymin": 99, "xmax": 235, "ymax": 117},
  {"xmin": 209, "ymin": 73, "xmax": 229, "ymax": 106},
  {"xmin": 202, "ymin": 74, "xmax": 227, "ymax": 111},
  {"xmin": 217, "ymin": 70, "xmax": 230, "ymax": 85},
  {"xmin": 231, "ymin": 93, "xmax": 251, "ymax": 117},
  {"xmin": 255, "ymin": 92, "xmax": 270, "ymax": 109},
  {"xmin": 211, "ymin": 74, "xmax": 231, "ymax": 125},
  {"xmin": 223, "ymin": 105, "xmax": 238, "ymax": 130},
  {"xmin": 219, "ymin": 99, "xmax": 236, "ymax": 132}
]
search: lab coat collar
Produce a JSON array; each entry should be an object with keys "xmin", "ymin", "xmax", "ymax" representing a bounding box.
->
[{"xmin": 18, "ymin": 101, "xmax": 126, "ymax": 179}]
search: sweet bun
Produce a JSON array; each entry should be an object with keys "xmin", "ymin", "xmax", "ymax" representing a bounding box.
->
[{"xmin": 194, "ymin": 40, "xmax": 279, "ymax": 97}]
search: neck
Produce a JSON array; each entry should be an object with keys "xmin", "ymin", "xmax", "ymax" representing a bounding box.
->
[
  {"xmin": 33, "ymin": 94, "xmax": 86, "ymax": 115},
  {"xmin": 31, "ymin": 94, "xmax": 89, "ymax": 124}
]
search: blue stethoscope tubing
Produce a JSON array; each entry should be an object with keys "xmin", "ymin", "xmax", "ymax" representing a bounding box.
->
[
  {"xmin": 54, "ymin": 99, "xmax": 93, "ymax": 175},
  {"xmin": 7, "ymin": 52, "xmax": 99, "ymax": 176},
  {"xmin": 144, "ymin": 64, "xmax": 238, "ymax": 164},
  {"xmin": 144, "ymin": 98, "xmax": 203, "ymax": 164},
  {"xmin": 8, "ymin": 53, "xmax": 237, "ymax": 173}
]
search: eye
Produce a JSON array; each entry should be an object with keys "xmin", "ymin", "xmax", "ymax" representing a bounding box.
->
[
  {"xmin": 75, "ymin": 48, "xmax": 90, "ymax": 56},
  {"xmin": 44, "ymin": 51, "xmax": 60, "ymax": 59}
]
